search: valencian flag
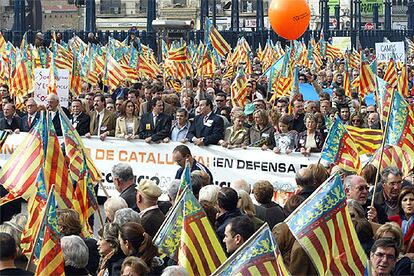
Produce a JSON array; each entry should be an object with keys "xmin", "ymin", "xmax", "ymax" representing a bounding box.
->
[
  {"xmin": 371, "ymin": 145, "xmax": 413, "ymax": 178},
  {"xmin": 321, "ymin": 118, "xmax": 361, "ymax": 173},
  {"xmin": 345, "ymin": 125, "xmax": 382, "ymax": 155},
  {"xmin": 154, "ymin": 188, "xmax": 226, "ymax": 276},
  {"xmin": 383, "ymin": 89, "xmax": 414, "ymax": 159},
  {"xmin": 35, "ymin": 186, "xmax": 65, "ymax": 276},
  {"xmin": 212, "ymin": 224, "xmax": 289, "ymax": 276},
  {"xmin": 285, "ymin": 174, "xmax": 368, "ymax": 276}
]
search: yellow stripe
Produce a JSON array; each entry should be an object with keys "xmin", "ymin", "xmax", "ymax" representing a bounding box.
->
[
  {"xmin": 277, "ymin": 254, "xmax": 290, "ymax": 276},
  {"xmin": 247, "ymin": 265, "xmax": 260, "ymax": 275},
  {"xmin": 336, "ymin": 211, "xmax": 361, "ymax": 275},
  {"xmin": 200, "ymin": 217, "xmax": 227, "ymax": 263},
  {"xmin": 189, "ymin": 221, "xmax": 216, "ymax": 272},
  {"xmin": 264, "ymin": 261, "xmax": 277, "ymax": 276},
  {"xmin": 326, "ymin": 219, "xmax": 348, "ymax": 275},
  {"xmin": 300, "ymin": 235, "xmax": 324, "ymax": 275},
  {"xmin": 179, "ymin": 229, "xmax": 206, "ymax": 276}
]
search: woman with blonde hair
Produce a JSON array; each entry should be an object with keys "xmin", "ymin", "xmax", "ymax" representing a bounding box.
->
[
  {"xmin": 237, "ymin": 190, "xmax": 264, "ymax": 230},
  {"xmin": 219, "ymin": 111, "xmax": 249, "ymax": 149}
]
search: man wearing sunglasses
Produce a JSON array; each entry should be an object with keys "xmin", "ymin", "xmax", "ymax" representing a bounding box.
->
[{"xmin": 344, "ymin": 175, "xmax": 388, "ymax": 224}]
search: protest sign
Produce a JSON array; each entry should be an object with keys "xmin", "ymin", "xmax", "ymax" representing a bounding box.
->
[
  {"xmin": 375, "ymin": 41, "xmax": 405, "ymax": 63},
  {"xmin": 33, "ymin": 68, "xmax": 70, "ymax": 108},
  {"xmin": 0, "ymin": 134, "xmax": 319, "ymax": 198},
  {"xmin": 332, "ymin": 37, "xmax": 351, "ymax": 52}
]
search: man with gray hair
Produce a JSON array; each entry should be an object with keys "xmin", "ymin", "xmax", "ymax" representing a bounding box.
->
[
  {"xmin": 230, "ymin": 179, "xmax": 251, "ymax": 194},
  {"xmin": 113, "ymin": 208, "xmax": 141, "ymax": 226},
  {"xmin": 344, "ymin": 175, "xmax": 388, "ymax": 224},
  {"xmin": 103, "ymin": 196, "xmax": 128, "ymax": 222},
  {"xmin": 46, "ymin": 93, "xmax": 70, "ymax": 136},
  {"xmin": 112, "ymin": 163, "xmax": 138, "ymax": 211},
  {"xmin": 374, "ymin": 166, "xmax": 405, "ymax": 217},
  {"xmin": 61, "ymin": 235, "xmax": 89, "ymax": 275}
]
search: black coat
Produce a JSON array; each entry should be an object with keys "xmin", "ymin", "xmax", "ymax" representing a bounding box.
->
[
  {"xmin": 141, "ymin": 208, "xmax": 165, "ymax": 238},
  {"xmin": 254, "ymin": 202, "xmax": 286, "ymax": 229},
  {"xmin": 138, "ymin": 112, "xmax": 172, "ymax": 142},
  {"xmin": 186, "ymin": 113, "xmax": 224, "ymax": 145},
  {"xmin": 70, "ymin": 112, "xmax": 91, "ymax": 136},
  {"xmin": 0, "ymin": 116, "xmax": 22, "ymax": 131},
  {"xmin": 51, "ymin": 107, "xmax": 70, "ymax": 136},
  {"xmin": 119, "ymin": 184, "xmax": 139, "ymax": 212},
  {"xmin": 21, "ymin": 112, "xmax": 40, "ymax": 132}
]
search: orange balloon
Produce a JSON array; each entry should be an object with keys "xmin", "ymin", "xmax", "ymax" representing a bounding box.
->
[{"xmin": 268, "ymin": 0, "xmax": 311, "ymax": 40}]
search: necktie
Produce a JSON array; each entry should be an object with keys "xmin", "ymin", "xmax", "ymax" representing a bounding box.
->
[
  {"xmin": 95, "ymin": 113, "xmax": 100, "ymax": 135},
  {"xmin": 28, "ymin": 116, "xmax": 32, "ymax": 128}
]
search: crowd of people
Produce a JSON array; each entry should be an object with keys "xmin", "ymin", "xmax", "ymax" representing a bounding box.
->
[{"xmin": 0, "ymin": 33, "xmax": 414, "ymax": 275}]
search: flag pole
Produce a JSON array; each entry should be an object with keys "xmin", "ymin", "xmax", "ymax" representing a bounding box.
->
[
  {"xmin": 370, "ymin": 87, "xmax": 396, "ymax": 209},
  {"xmin": 25, "ymin": 184, "xmax": 56, "ymax": 271}
]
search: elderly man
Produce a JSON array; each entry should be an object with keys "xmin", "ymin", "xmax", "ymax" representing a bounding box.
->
[
  {"xmin": 70, "ymin": 99, "xmax": 90, "ymax": 136},
  {"xmin": 0, "ymin": 233, "xmax": 33, "ymax": 275},
  {"xmin": 374, "ymin": 167, "xmax": 405, "ymax": 217},
  {"xmin": 370, "ymin": 239, "xmax": 398, "ymax": 276},
  {"xmin": 367, "ymin": 112, "xmax": 381, "ymax": 129},
  {"xmin": 223, "ymin": 216, "xmax": 255, "ymax": 255},
  {"xmin": 0, "ymin": 103, "xmax": 22, "ymax": 133},
  {"xmin": 21, "ymin": 98, "xmax": 39, "ymax": 132},
  {"xmin": 344, "ymin": 175, "xmax": 388, "ymax": 224},
  {"xmin": 112, "ymin": 163, "xmax": 138, "ymax": 212},
  {"xmin": 46, "ymin": 94, "xmax": 70, "ymax": 136},
  {"xmin": 173, "ymin": 145, "xmax": 213, "ymax": 183},
  {"xmin": 136, "ymin": 179, "xmax": 165, "ymax": 238}
]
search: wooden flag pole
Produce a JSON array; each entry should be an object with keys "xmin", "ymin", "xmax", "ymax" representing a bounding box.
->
[
  {"xmin": 370, "ymin": 87, "xmax": 396, "ymax": 208},
  {"xmin": 25, "ymin": 184, "xmax": 56, "ymax": 271}
]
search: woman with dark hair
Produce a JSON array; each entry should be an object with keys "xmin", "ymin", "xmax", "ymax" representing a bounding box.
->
[
  {"xmin": 118, "ymin": 222, "xmax": 164, "ymax": 274},
  {"xmin": 97, "ymin": 223, "xmax": 125, "ymax": 276},
  {"xmin": 388, "ymin": 187, "xmax": 414, "ymax": 254},
  {"xmin": 266, "ymin": 114, "xmax": 297, "ymax": 154},
  {"xmin": 115, "ymin": 100, "xmax": 140, "ymax": 139},
  {"xmin": 350, "ymin": 112, "xmax": 364, "ymax": 128},
  {"xmin": 297, "ymin": 113, "xmax": 325, "ymax": 156},
  {"xmin": 249, "ymin": 109, "xmax": 272, "ymax": 146}
]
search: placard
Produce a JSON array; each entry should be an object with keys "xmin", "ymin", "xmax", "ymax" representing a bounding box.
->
[
  {"xmin": 33, "ymin": 68, "xmax": 70, "ymax": 108},
  {"xmin": 375, "ymin": 41, "xmax": 405, "ymax": 63}
]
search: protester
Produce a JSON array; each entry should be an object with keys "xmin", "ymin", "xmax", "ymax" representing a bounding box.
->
[
  {"xmin": 86, "ymin": 94, "xmax": 117, "ymax": 140},
  {"xmin": 113, "ymin": 208, "xmax": 141, "ymax": 227},
  {"xmin": 138, "ymin": 97, "xmax": 172, "ymax": 143},
  {"xmin": 223, "ymin": 216, "xmax": 255, "ymax": 255},
  {"xmin": 120, "ymin": 256, "xmax": 150, "ymax": 276},
  {"xmin": 230, "ymin": 179, "xmax": 251, "ymax": 194},
  {"xmin": 370, "ymin": 239, "xmax": 399, "ymax": 276},
  {"xmin": 165, "ymin": 108, "xmax": 191, "ymax": 143},
  {"xmin": 266, "ymin": 114, "xmax": 297, "ymax": 154},
  {"xmin": 219, "ymin": 110, "xmax": 249, "ymax": 148},
  {"xmin": 135, "ymin": 179, "xmax": 165, "ymax": 238},
  {"xmin": 249, "ymin": 109, "xmax": 272, "ymax": 146},
  {"xmin": 161, "ymin": 265, "xmax": 189, "ymax": 276},
  {"xmin": 0, "ymin": 103, "xmax": 22, "ymax": 133},
  {"xmin": 375, "ymin": 167, "xmax": 404, "ymax": 217},
  {"xmin": 70, "ymin": 99, "xmax": 90, "ymax": 136},
  {"xmin": 237, "ymin": 190, "xmax": 264, "ymax": 230},
  {"xmin": 21, "ymin": 98, "xmax": 39, "ymax": 132},
  {"xmin": 297, "ymin": 113, "xmax": 324, "ymax": 155},
  {"xmin": 103, "ymin": 196, "xmax": 128, "ymax": 222},
  {"xmin": 112, "ymin": 163, "xmax": 138, "ymax": 211},
  {"xmin": 119, "ymin": 222, "xmax": 164, "ymax": 274},
  {"xmin": 97, "ymin": 223, "xmax": 125, "ymax": 276},
  {"xmin": 173, "ymin": 144, "xmax": 213, "ymax": 183},
  {"xmin": 61, "ymin": 235, "xmax": 90, "ymax": 276},
  {"xmin": 0, "ymin": 233, "xmax": 33, "ymax": 275},
  {"xmin": 115, "ymin": 100, "xmax": 140, "ymax": 139}
]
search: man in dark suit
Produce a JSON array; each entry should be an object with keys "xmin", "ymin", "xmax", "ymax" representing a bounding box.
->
[
  {"xmin": 46, "ymin": 94, "xmax": 70, "ymax": 136},
  {"xmin": 86, "ymin": 94, "xmax": 116, "ymax": 141},
  {"xmin": 186, "ymin": 98, "xmax": 224, "ymax": 146},
  {"xmin": 138, "ymin": 97, "xmax": 172, "ymax": 143},
  {"xmin": 21, "ymin": 98, "xmax": 40, "ymax": 132},
  {"xmin": 0, "ymin": 103, "xmax": 22, "ymax": 133},
  {"xmin": 136, "ymin": 179, "xmax": 165, "ymax": 238},
  {"xmin": 112, "ymin": 163, "xmax": 138, "ymax": 212},
  {"xmin": 70, "ymin": 99, "xmax": 90, "ymax": 136}
]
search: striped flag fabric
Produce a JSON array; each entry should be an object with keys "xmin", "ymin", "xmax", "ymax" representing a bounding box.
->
[
  {"xmin": 384, "ymin": 90, "xmax": 414, "ymax": 159},
  {"xmin": 349, "ymin": 49, "xmax": 360, "ymax": 69},
  {"xmin": 398, "ymin": 64, "xmax": 410, "ymax": 97},
  {"xmin": 35, "ymin": 186, "xmax": 65, "ymax": 276},
  {"xmin": 212, "ymin": 224, "xmax": 289, "ymax": 276},
  {"xmin": 371, "ymin": 145, "xmax": 413, "ymax": 177},
  {"xmin": 70, "ymin": 52, "xmax": 82, "ymax": 95},
  {"xmin": 168, "ymin": 45, "xmax": 187, "ymax": 62},
  {"xmin": 178, "ymin": 189, "xmax": 227, "ymax": 275},
  {"xmin": 206, "ymin": 18, "xmax": 231, "ymax": 57},
  {"xmin": 198, "ymin": 49, "xmax": 214, "ymax": 78},
  {"xmin": 321, "ymin": 119, "xmax": 361, "ymax": 173},
  {"xmin": 231, "ymin": 67, "xmax": 248, "ymax": 107},
  {"xmin": 358, "ymin": 60, "xmax": 376, "ymax": 98},
  {"xmin": 345, "ymin": 125, "xmax": 382, "ymax": 154},
  {"xmin": 0, "ymin": 118, "xmax": 43, "ymax": 205},
  {"xmin": 104, "ymin": 52, "xmax": 128, "ymax": 90},
  {"xmin": 343, "ymin": 60, "xmax": 352, "ymax": 98},
  {"xmin": 10, "ymin": 59, "xmax": 33, "ymax": 96},
  {"xmin": 175, "ymin": 161, "xmax": 192, "ymax": 203},
  {"xmin": 325, "ymin": 43, "xmax": 342, "ymax": 61},
  {"xmin": 406, "ymin": 38, "xmax": 414, "ymax": 56},
  {"xmin": 383, "ymin": 57, "xmax": 398, "ymax": 89},
  {"xmin": 285, "ymin": 174, "xmax": 368, "ymax": 276},
  {"xmin": 0, "ymin": 32, "xmax": 6, "ymax": 51},
  {"xmin": 0, "ymin": 130, "xmax": 9, "ymax": 150}
]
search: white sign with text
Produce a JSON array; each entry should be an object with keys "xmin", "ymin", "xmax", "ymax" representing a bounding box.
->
[
  {"xmin": 375, "ymin": 41, "xmax": 405, "ymax": 63},
  {"xmin": 33, "ymin": 68, "xmax": 70, "ymax": 108}
]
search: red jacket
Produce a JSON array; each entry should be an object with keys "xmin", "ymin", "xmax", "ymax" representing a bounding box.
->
[{"xmin": 388, "ymin": 215, "xmax": 414, "ymax": 253}]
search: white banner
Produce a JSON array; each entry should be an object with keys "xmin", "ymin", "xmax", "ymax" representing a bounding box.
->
[
  {"xmin": 33, "ymin": 68, "xmax": 70, "ymax": 108},
  {"xmin": 375, "ymin": 41, "xmax": 406, "ymax": 63},
  {"xmin": 331, "ymin": 37, "xmax": 351, "ymax": 53},
  {"xmin": 0, "ymin": 134, "xmax": 320, "ymax": 198}
]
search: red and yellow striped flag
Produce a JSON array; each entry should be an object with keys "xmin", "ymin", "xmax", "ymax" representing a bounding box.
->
[
  {"xmin": 358, "ymin": 61, "xmax": 376, "ymax": 99},
  {"xmin": 231, "ymin": 68, "xmax": 248, "ymax": 107},
  {"xmin": 343, "ymin": 70, "xmax": 351, "ymax": 98},
  {"xmin": 104, "ymin": 53, "xmax": 128, "ymax": 90},
  {"xmin": 207, "ymin": 21, "xmax": 231, "ymax": 57},
  {"xmin": 70, "ymin": 53, "xmax": 82, "ymax": 95},
  {"xmin": 345, "ymin": 125, "xmax": 382, "ymax": 154},
  {"xmin": 10, "ymin": 59, "xmax": 33, "ymax": 96},
  {"xmin": 398, "ymin": 64, "xmax": 409, "ymax": 97},
  {"xmin": 198, "ymin": 50, "xmax": 214, "ymax": 78},
  {"xmin": 383, "ymin": 58, "xmax": 398, "ymax": 89},
  {"xmin": 0, "ymin": 32, "xmax": 6, "ymax": 51},
  {"xmin": 371, "ymin": 145, "xmax": 413, "ymax": 177}
]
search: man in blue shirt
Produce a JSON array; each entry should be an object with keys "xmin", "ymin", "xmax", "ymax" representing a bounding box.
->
[
  {"xmin": 173, "ymin": 145, "xmax": 213, "ymax": 184},
  {"xmin": 164, "ymin": 108, "xmax": 191, "ymax": 142}
]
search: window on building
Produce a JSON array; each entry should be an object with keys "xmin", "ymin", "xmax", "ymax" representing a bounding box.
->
[
  {"xmin": 173, "ymin": 0, "xmax": 186, "ymax": 6},
  {"xmin": 241, "ymin": 1, "xmax": 256, "ymax": 13},
  {"xmin": 139, "ymin": 0, "xmax": 148, "ymax": 13},
  {"xmin": 100, "ymin": 0, "xmax": 122, "ymax": 14}
]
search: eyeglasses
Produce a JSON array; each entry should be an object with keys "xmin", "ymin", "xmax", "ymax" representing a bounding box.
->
[
  {"xmin": 357, "ymin": 185, "xmax": 369, "ymax": 192},
  {"xmin": 216, "ymin": 99, "xmax": 225, "ymax": 102},
  {"xmin": 386, "ymin": 181, "xmax": 402, "ymax": 187},
  {"xmin": 374, "ymin": 252, "xmax": 396, "ymax": 261}
]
